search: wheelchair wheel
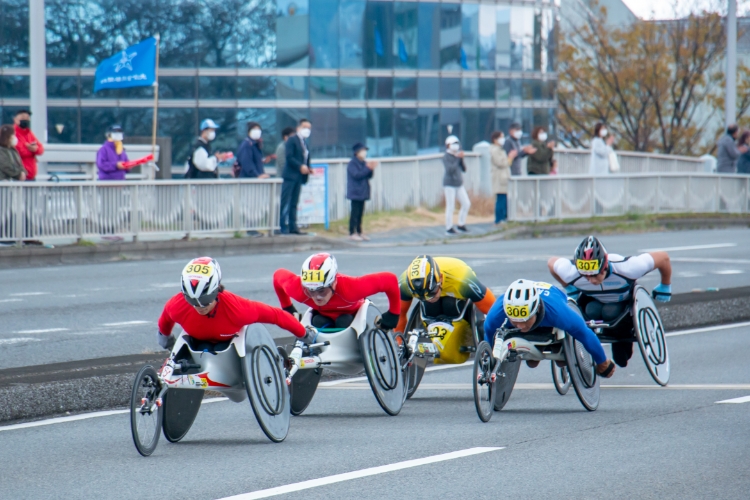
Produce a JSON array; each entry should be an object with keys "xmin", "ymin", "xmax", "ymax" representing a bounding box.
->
[
  {"xmin": 360, "ymin": 308, "xmax": 404, "ymax": 416},
  {"xmin": 473, "ymin": 342, "xmax": 496, "ymax": 422},
  {"xmin": 162, "ymin": 388, "xmax": 203, "ymax": 443},
  {"xmin": 470, "ymin": 304, "xmax": 485, "ymax": 347},
  {"xmin": 493, "ymin": 357, "xmax": 520, "ymax": 412},
  {"xmin": 403, "ymin": 307, "xmax": 428, "ymax": 400},
  {"xmin": 563, "ymin": 334, "xmax": 600, "ymax": 411},
  {"xmin": 290, "ymin": 368, "xmax": 322, "ymax": 416},
  {"xmin": 633, "ymin": 286, "xmax": 670, "ymax": 386},
  {"xmin": 130, "ymin": 365, "xmax": 162, "ymax": 457},
  {"xmin": 551, "ymin": 361, "xmax": 571, "ymax": 396}
]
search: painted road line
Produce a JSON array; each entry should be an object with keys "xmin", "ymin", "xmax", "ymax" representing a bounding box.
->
[
  {"xmin": 713, "ymin": 270, "xmax": 743, "ymax": 275},
  {"xmin": 9, "ymin": 292, "xmax": 51, "ymax": 296},
  {"xmin": 322, "ymin": 383, "xmax": 750, "ymax": 391},
  {"xmin": 716, "ymin": 395, "xmax": 750, "ymax": 404},
  {"xmin": 665, "ymin": 321, "xmax": 750, "ymax": 337},
  {"xmin": 218, "ymin": 447, "xmax": 504, "ymax": 500},
  {"xmin": 319, "ymin": 361, "xmax": 473, "ymax": 387},
  {"xmin": 102, "ymin": 321, "xmax": 150, "ymax": 327},
  {"xmin": 0, "ymin": 299, "xmax": 23, "ymax": 303},
  {"xmin": 639, "ymin": 243, "xmax": 736, "ymax": 252},
  {"xmin": 13, "ymin": 328, "xmax": 69, "ymax": 334},
  {"xmin": 671, "ymin": 257, "xmax": 750, "ymax": 264},
  {"xmin": 0, "ymin": 338, "xmax": 42, "ymax": 345}
]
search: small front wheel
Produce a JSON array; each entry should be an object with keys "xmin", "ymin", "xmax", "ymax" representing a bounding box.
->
[
  {"xmin": 130, "ymin": 365, "xmax": 163, "ymax": 457},
  {"xmin": 473, "ymin": 342, "xmax": 496, "ymax": 422},
  {"xmin": 551, "ymin": 360, "xmax": 571, "ymax": 396}
]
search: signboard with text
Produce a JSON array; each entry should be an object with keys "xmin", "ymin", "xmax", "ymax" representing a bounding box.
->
[{"xmin": 296, "ymin": 163, "xmax": 328, "ymax": 229}]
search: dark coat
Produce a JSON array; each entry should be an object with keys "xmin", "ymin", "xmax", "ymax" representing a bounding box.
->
[
  {"xmin": 283, "ymin": 134, "xmax": 310, "ymax": 184},
  {"xmin": 347, "ymin": 156, "xmax": 373, "ymax": 201},
  {"xmin": 738, "ymin": 150, "xmax": 750, "ymax": 174},
  {"xmin": 185, "ymin": 138, "xmax": 217, "ymax": 179},
  {"xmin": 236, "ymin": 138, "xmax": 264, "ymax": 178}
]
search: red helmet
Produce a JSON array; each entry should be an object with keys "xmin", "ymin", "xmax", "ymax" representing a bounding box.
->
[{"xmin": 300, "ymin": 253, "xmax": 338, "ymax": 291}]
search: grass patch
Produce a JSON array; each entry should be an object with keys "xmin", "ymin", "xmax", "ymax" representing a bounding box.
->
[{"xmin": 76, "ymin": 239, "xmax": 96, "ymax": 247}]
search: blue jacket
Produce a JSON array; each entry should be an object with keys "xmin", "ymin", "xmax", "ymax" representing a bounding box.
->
[
  {"xmin": 346, "ymin": 156, "xmax": 373, "ymax": 201},
  {"xmin": 483, "ymin": 283, "xmax": 607, "ymax": 365},
  {"xmin": 236, "ymin": 138, "xmax": 264, "ymax": 178}
]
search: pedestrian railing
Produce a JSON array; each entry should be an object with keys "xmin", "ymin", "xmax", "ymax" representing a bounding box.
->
[
  {"xmin": 508, "ymin": 173, "xmax": 750, "ymax": 222},
  {"xmin": 554, "ymin": 149, "xmax": 708, "ymax": 175}
]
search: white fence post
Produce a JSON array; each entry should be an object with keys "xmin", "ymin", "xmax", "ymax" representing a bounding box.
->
[
  {"xmin": 655, "ymin": 176, "xmax": 661, "ymax": 213},
  {"xmin": 557, "ymin": 177, "xmax": 562, "ymax": 219},
  {"xmin": 76, "ymin": 185, "xmax": 84, "ymax": 242},
  {"xmin": 131, "ymin": 185, "xmax": 140, "ymax": 241}
]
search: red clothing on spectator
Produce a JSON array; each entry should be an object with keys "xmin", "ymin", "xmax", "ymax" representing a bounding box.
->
[
  {"xmin": 158, "ymin": 290, "xmax": 305, "ymax": 342},
  {"xmin": 273, "ymin": 269, "xmax": 401, "ymax": 318},
  {"xmin": 13, "ymin": 125, "xmax": 44, "ymax": 180}
]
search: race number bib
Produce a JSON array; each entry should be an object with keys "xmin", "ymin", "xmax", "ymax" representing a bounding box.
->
[
  {"xmin": 301, "ymin": 270, "xmax": 325, "ymax": 284},
  {"xmin": 183, "ymin": 262, "xmax": 213, "ymax": 277},
  {"xmin": 576, "ymin": 259, "xmax": 600, "ymax": 273},
  {"xmin": 505, "ymin": 304, "xmax": 530, "ymax": 319},
  {"xmin": 428, "ymin": 322, "xmax": 454, "ymax": 339},
  {"xmin": 409, "ymin": 258, "xmax": 427, "ymax": 279}
]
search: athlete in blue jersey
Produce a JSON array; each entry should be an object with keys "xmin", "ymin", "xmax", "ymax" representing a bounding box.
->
[{"xmin": 484, "ymin": 279, "xmax": 616, "ymax": 378}]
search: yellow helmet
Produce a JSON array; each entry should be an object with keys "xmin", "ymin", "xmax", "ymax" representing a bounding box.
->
[{"xmin": 406, "ymin": 255, "xmax": 441, "ymax": 300}]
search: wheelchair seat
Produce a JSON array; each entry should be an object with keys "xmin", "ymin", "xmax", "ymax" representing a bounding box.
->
[
  {"xmin": 318, "ymin": 327, "xmax": 347, "ymax": 334},
  {"xmin": 504, "ymin": 326, "xmax": 557, "ymax": 344},
  {"xmin": 182, "ymin": 335, "xmax": 233, "ymax": 354}
]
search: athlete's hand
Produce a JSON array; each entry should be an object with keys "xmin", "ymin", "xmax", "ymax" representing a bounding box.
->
[
  {"xmin": 283, "ymin": 305, "xmax": 301, "ymax": 321},
  {"xmin": 564, "ymin": 285, "xmax": 579, "ymax": 296},
  {"xmin": 157, "ymin": 331, "xmax": 175, "ymax": 351},
  {"xmin": 300, "ymin": 326, "xmax": 318, "ymax": 345},
  {"xmin": 652, "ymin": 283, "xmax": 671, "ymax": 302},
  {"xmin": 377, "ymin": 311, "xmax": 399, "ymax": 330}
]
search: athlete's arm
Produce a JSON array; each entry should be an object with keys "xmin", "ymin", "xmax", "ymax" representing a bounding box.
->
[
  {"xmin": 395, "ymin": 271, "xmax": 413, "ymax": 333},
  {"xmin": 649, "ymin": 251, "xmax": 672, "ymax": 285},
  {"xmin": 244, "ymin": 298, "xmax": 306, "ymax": 338},
  {"xmin": 273, "ymin": 268, "xmax": 302, "ymax": 314},
  {"xmin": 548, "ymin": 292, "xmax": 607, "ymax": 365},
  {"xmin": 482, "ymin": 301, "xmax": 506, "ymax": 346},
  {"xmin": 461, "ymin": 267, "xmax": 495, "ymax": 314},
  {"xmin": 547, "ymin": 257, "xmax": 570, "ymax": 286},
  {"xmin": 345, "ymin": 272, "xmax": 401, "ymax": 314},
  {"xmin": 157, "ymin": 295, "xmax": 178, "ymax": 336}
]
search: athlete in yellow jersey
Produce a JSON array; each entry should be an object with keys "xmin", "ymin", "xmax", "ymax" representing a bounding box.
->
[{"xmin": 395, "ymin": 255, "xmax": 496, "ymax": 333}]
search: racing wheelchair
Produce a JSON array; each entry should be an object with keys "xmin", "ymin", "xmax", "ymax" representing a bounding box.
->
[
  {"xmin": 130, "ymin": 324, "xmax": 290, "ymax": 456},
  {"xmin": 285, "ymin": 300, "xmax": 404, "ymax": 416},
  {"xmin": 472, "ymin": 299, "xmax": 600, "ymax": 422},
  {"xmin": 400, "ymin": 299, "xmax": 484, "ymax": 399}
]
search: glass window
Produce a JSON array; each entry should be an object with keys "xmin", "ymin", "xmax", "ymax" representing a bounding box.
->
[
  {"xmin": 418, "ymin": 78, "xmax": 439, "ymax": 101},
  {"xmin": 118, "ymin": 108, "xmax": 154, "ymax": 138},
  {"xmin": 461, "ymin": 109, "xmax": 480, "ymax": 150},
  {"xmin": 0, "ymin": 0, "xmax": 29, "ymax": 67},
  {"xmin": 277, "ymin": 0, "xmax": 310, "ymax": 68},
  {"xmin": 462, "ymin": 78, "xmax": 479, "ymax": 101},
  {"xmin": 339, "ymin": 108, "xmax": 366, "ymax": 155},
  {"xmin": 367, "ymin": 77, "xmax": 393, "ymax": 100},
  {"xmin": 440, "ymin": 108, "xmax": 460, "ymax": 145},
  {"xmin": 461, "ymin": 4, "xmax": 479, "ymax": 71},
  {"xmin": 198, "ymin": 109, "xmax": 238, "ymax": 157},
  {"xmin": 277, "ymin": 76, "xmax": 309, "ymax": 100},
  {"xmin": 479, "ymin": 109, "xmax": 495, "ymax": 142},
  {"xmin": 543, "ymin": 80, "xmax": 557, "ymax": 100},
  {"xmin": 511, "ymin": 79, "xmax": 523, "ymax": 101},
  {"xmin": 394, "ymin": 108, "xmax": 418, "ymax": 156},
  {"xmin": 394, "ymin": 2, "xmax": 418, "ymax": 69},
  {"xmin": 496, "ymin": 7, "xmax": 511, "ymax": 70},
  {"xmin": 417, "ymin": 108, "xmax": 440, "ymax": 154},
  {"xmin": 440, "ymin": 4, "xmax": 461, "ymax": 71},
  {"xmin": 80, "ymin": 108, "xmax": 119, "ymax": 144},
  {"xmin": 479, "ymin": 78, "xmax": 495, "ymax": 101},
  {"xmin": 418, "ymin": 3, "xmax": 439, "ymax": 70},
  {"xmin": 159, "ymin": 77, "xmax": 196, "ymax": 99},
  {"xmin": 238, "ymin": 77, "xmax": 276, "ymax": 100},
  {"xmin": 310, "ymin": 76, "xmax": 338, "ymax": 100},
  {"xmin": 233, "ymin": 0, "xmax": 276, "ymax": 68},
  {"xmin": 277, "ymin": 108, "xmax": 309, "ymax": 138},
  {"xmin": 533, "ymin": 9, "xmax": 543, "ymax": 71},
  {"xmin": 339, "ymin": 0, "xmax": 366, "ymax": 69},
  {"xmin": 496, "ymin": 79, "xmax": 510, "ymax": 102},
  {"xmin": 237, "ymin": 108, "xmax": 277, "ymax": 155},
  {"xmin": 441, "ymin": 78, "xmax": 460, "ymax": 101},
  {"xmin": 199, "ymin": 77, "xmax": 236, "ymax": 99},
  {"xmin": 47, "ymin": 76, "xmax": 79, "ymax": 99},
  {"xmin": 394, "ymin": 77, "xmax": 417, "ymax": 100},
  {"xmin": 310, "ymin": 0, "xmax": 340, "ymax": 68},
  {"xmin": 543, "ymin": 8, "xmax": 557, "ymax": 73},
  {"xmin": 364, "ymin": 2, "xmax": 393, "ymax": 69},
  {"xmin": 511, "ymin": 6, "xmax": 535, "ymax": 71},
  {"xmin": 158, "ymin": 108, "xmax": 198, "ymax": 167},
  {"xmin": 309, "ymin": 108, "xmax": 339, "ymax": 157},
  {"xmin": 478, "ymin": 5, "xmax": 496, "ymax": 71},
  {"xmin": 340, "ymin": 76, "xmax": 366, "ymax": 100},
  {"xmin": 367, "ymin": 108, "xmax": 393, "ymax": 157},
  {"xmin": 524, "ymin": 79, "xmax": 543, "ymax": 100},
  {"xmin": 533, "ymin": 108, "xmax": 550, "ymax": 134},
  {"xmin": 0, "ymin": 76, "xmax": 29, "ymax": 98},
  {"xmin": 495, "ymin": 108, "xmax": 513, "ymax": 137},
  {"xmin": 47, "ymin": 107, "xmax": 79, "ymax": 144}
]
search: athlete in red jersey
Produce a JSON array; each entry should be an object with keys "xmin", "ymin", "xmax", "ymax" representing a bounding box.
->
[
  {"xmin": 273, "ymin": 253, "xmax": 401, "ymax": 330},
  {"xmin": 157, "ymin": 257, "xmax": 307, "ymax": 350}
]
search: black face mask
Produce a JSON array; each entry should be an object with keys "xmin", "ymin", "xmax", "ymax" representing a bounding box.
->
[{"xmin": 19, "ymin": 120, "xmax": 30, "ymax": 129}]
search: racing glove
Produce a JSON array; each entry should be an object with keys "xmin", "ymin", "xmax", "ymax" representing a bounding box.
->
[
  {"xmin": 564, "ymin": 284, "xmax": 579, "ymax": 297},
  {"xmin": 283, "ymin": 304, "xmax": 302, "ymax": 321},
  {"xmin": 652, "ymin": 283, "xmax": 672, "ymax": 303},
  {"xmin": 300, "ymin": 325, "xmax": 318, "ymax": 345},
  {"xmin": 157, "ymin": 331, "xmax": 176, "ymax": 351},
  {"xmin": 377, "ymin": 311, "xmax": 400, "ymax": 331}
]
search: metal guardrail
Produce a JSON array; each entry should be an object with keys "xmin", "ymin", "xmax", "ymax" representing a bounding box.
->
[
  {"xmin": 553, "ymin": 149, "xmax": 707, "ymax": 175},
  {"xmin": 0, "ymin": 179, "xmax": 280, "ymax": 243},
  {"xmin": 508, "ymin": 173, "xmax": 750, "ymax": 222}
]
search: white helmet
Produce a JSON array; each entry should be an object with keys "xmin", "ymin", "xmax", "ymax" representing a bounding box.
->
[
  {"xmin": 503, "ymin": 279, "xmax": 541, "ymax": 321},
  {"xmin": 445, "ymin": 135, "xmax": 460, "ymax": 146},
  {"xmin": 301, "ymin": 253, "xmax": 338, "ymax": 291},
  {"xmin": 181, "ymin": 257, "xmax": 222, "ymax": 307}
]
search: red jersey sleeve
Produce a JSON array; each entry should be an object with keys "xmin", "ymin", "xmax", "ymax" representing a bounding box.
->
[
  {"xmin": 225, "ymin": 291, "xmax": 306, "ymax": 338},
  {"xmin": 273, "ymin": 268, "xmax": 301, "ymax": 309},
  {"xmin": 340, "ymin": 272, "xmax": 401, "ymax": 315},
  {"xmin": 157, "ymin": 294, "xmax": 181, "ymax": 335}
]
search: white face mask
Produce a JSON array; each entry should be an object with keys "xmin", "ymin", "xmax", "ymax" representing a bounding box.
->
[
  {"xmin": 249, "ymin": 128, "xmax": 261, "ymax": 140},
  {"xmin": 205, "ymin": 130, "xmax": 216, "ymax": 141},
  {"xmin": 513, "ymin": 130, "xmax": 523, "ymax": 140},
  {"xmin": 496, "ymin": 137, "xmax": 506, "ymax": 147},
  {"xmin": 111, "ymin": 132, "xmax": 123, "ymax": 142},
  {"xmin": 299, "ymin": 127, "xmax": 311, "ymax": 139},
  {"xmin": 9, "ymin": 136, "xmax": 18, "ymax": 147},
  {"xmin": 600, "ymin": 128, "xmax": 608, "ymax": 138},
  {"xmin": 538, "ymin": 132, "xmax": 548, "ymax": 142},
  {"xmin": 448, "ymin": 143, "xmax": 460, "ymax": 152}
]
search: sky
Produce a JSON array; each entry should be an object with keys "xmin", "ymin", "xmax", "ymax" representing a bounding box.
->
[{"xmin": 622, "ymin": 0, "xmax": 750, "ymax": 20}]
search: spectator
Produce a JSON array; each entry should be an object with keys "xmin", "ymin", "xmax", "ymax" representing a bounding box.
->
[
  {"xmin": 737, "ymin": 130, "xmax": 750, "ymax": 174},
  {"xmin": 13, "ymin": 110, "xmax": 43, "ymax": 181},
  {"xmin": 96, "ymin": 125, "xmax": 129, "ymax": 181},
  {"xmin": 236, "ymin": 122, "xmax": 269, "ymax": 179},
  {"xmin": 185, "ymin": 119, "xmax": 230, "ymax": 179},
  {"xmin": 0, "ymin": 125, "xmax": 26, "ymax": 181},
  {"xmin": 347, "ymin": 142, "xmax": 378, "ymax": 241},
  {"xmin": 504, "ymin": 122, "xmax": 536, "ymax": 175},
  {"xmin": 275, "ymin": 127, "xmax": 295, "ymax": 178},
  {"xmin": 443, "ymin": 135, "xmax": 471, "ymax": 235},
  {"xmin": 490, "ymin": 131, "xmax": 515, "ymax": 225},
  {"xmin": 717, "ymin": 124, "xmax": 749, "ymax": 173},
  {"xmin": 280, "ymin": 118, "xmax": 312, "ymax": 235},
  {"xmin": 589, "ymin": 122, "xmax": 614, "ymax": 175},
  {"xmin": 527, "ymin": 126, "xmax": 555, "ymax": 175}
]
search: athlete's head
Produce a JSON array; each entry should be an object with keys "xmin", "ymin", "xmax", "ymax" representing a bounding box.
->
[
  {"xmin": 503, "ymin": 279, "xmax": 541, "ymax": 332},
  {"xmin": 181, "ymin": 256, "xmax": 222, "ymax": 314},
  {"xmin": 301, "ymin": 253, "xmax": 338, "ymax": 306},
  {"xmin": 406, "ymin": 255, "xmax": 442, "ymax": 302},
  {"xmin": 574, "ymin": 235, "xmax": 608, "ymax": 285}
]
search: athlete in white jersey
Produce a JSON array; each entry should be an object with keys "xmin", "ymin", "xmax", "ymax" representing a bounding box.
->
[{"xmin": 547, "ymin": 236, "xmax": 672, "ymax": 367}]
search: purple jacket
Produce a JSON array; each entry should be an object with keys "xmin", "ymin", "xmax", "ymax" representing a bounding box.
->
[{"xmin": 96, "ymin": 141, "xmax": 129, "ymax": 181}]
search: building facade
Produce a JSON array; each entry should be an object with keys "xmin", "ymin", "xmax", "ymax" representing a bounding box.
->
[{"xmin": 1, "ymin": 0, "xmax": 558, "ymax": 167}]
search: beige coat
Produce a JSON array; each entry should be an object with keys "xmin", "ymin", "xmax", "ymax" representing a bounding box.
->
[{"xmin": 490, "ymin": 144, "xmax": 511, "ymax": 194}]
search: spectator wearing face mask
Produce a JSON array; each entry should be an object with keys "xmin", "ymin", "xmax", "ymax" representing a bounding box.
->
[
  {"xmin": 490, "ymin": 131, "xmax": 515, "ymax": 224},
  {"xmin": 275, "ymin": 127, "xmax": 295, "ymax": 178},
  {"xmin": 96, "ymin": 124, "xmax": 129, "ymax": 181},
  {"xmin": 236, "ymin": 122, "xmax": 269, "ymax": 179},
  {"xmin": 504, "ymin": 123, "xmax": 537, "ymax": 176},
  {"xmin": 280, "ymin": 118, "xmax": 312, "ymax": 235},
  {"xmin": 13, "ymin": 109, "xmax": 43, "ymax": 181},
  {"xmin": 590, "ymin": 122, "xmax": 615, "ymax": 175},
  {"xmin": 443, "ymin": 135, "xmax": 471, "ymax": 235},
  {"xmin": 527, "ymin": 127, "xmax": 556, "ymax": 175},
  {"xmin": 186, "ymin": 119, "xmax": 231, "ymax": 179},
  {"xmin": 0, "ymin": 124, "xmax": 26, "ymax": 181},
  {"xmin": 347, "ymin": 143, "xmax": 378, "ymax": 241}
]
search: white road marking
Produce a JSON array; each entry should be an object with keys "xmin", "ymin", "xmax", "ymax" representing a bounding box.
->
[
  {"xmin": 671, "ymin": 257, "xmax": 750, "ymax": 264},
  {"xmin": 13, "ymin": 328, "xmax": 69, "ymax": 334},
  {"xmin": 665, "ymin": 321, "xmax": 750, "ymax": 337},
  {"xmin": 716, "ymin": 395, "xmax": 750, "ymax": 404},
  {"xmin": 0, "ymin": 299, "xmax": 22, "ymax": 303},
  {"xmin": 102, "ymin": 321, "xmax": 150, "ymax": 327},
  {"xmin": 217, "ymin": 447, "xmax": 503, "ymax": 500},
  {"xmin": 322, "ymin": 383, "xmax": 750, "ymax": 391},
  {"xmin": 638, "ymin": 243, "xmax": 736, "ymax": 252},
  {"xmin": 9, "ymin": 292, "xmax": 51, "ymax": 297},
  {"xmin": 0, "ymin": 338, "xmax": 42, "ymax": 345},
  {"xmin": 675, "ymin": 271, "xmax": 703, "ymax": 278},
  {"xmin": 713, "ymin": 269, "xmax": 743, "ymax": 275},
  {"xmin": 0, "ymin": 397, "xmax": 228, "ymax": 432},
  {"xmin": 318, "ymin": 361, "xmax": 473, "ymax": 387}
]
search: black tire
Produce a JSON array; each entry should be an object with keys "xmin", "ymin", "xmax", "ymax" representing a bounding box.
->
[
  {"xmin": 404, "ymin": 307, "xmax": 428, "ymax": 400},
  {"xmin": 563, "ymin": 334, "xmax": 600, "ymax": 411},
  {"xmin": 360, "ymin": 326, "xmax": 404, "ymax": 416},
  {"xmin": 551, "ymin": 361, "xmax": 571, "ymax": 396},
  {"xmin": 633, "ymin": 286, "xmax": 670, "ymax": 386},
  {"xmin": 473, "ymin": 342, "xmax": 496, "ymax": 422},
  {"xmin": 492, "ymin": 358, "xmax": 520, "ymax": 411},
  {"xmin": 130, "ymin": 365, "xmax": 162, "ymax": 457},
  {"xmin": 162, "ymin": 389, "xmax": 203, "ymax": 443},
  {"xmin": 289, "ymin": 368, "xmax": 322, "ymax": 416},
  {"xmin": 470, "ymin": 305, "xmax": 485, "ymax": 347}
]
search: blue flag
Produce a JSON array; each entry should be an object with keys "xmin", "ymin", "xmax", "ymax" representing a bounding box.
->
[{"xmin": 94, "ymin": 37, "xmax": 157, "ymax": 92}]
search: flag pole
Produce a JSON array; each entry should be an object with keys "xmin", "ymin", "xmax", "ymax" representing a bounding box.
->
[{"xmin": 151, "ymin": 34, "xmax": 160, "ymax": 161}]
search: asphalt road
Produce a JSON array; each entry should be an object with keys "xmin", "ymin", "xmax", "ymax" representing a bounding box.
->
[
  {"xmin": 1, "ymin": 228, "xmax": 749, "ymax": 369},
  {"xmin": 1, "ymin": 323, "xmax": 748, "ymax": 499}
]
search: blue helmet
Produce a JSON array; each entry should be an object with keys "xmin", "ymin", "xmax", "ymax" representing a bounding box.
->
[{"xmin": 200, "ymin": 118, "xmax": 219, "ymax": 131}]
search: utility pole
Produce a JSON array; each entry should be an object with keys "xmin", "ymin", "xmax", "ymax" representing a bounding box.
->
[
  {"xmin": 29, "ymin": 0, "xmax": 48, "ymax": 175},
  {"xmin": 726, "ymin": 0, "xmax": 737, "ymax": 127}
]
